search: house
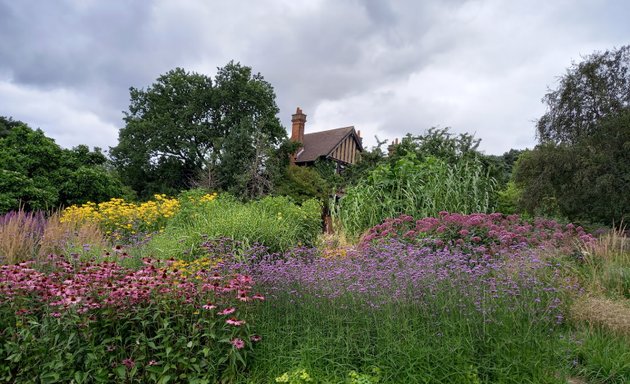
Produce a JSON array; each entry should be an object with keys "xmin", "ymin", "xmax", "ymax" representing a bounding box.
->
[{"xmin": 290, "ymin": 107, "xmax": 363, "ymax": 171}]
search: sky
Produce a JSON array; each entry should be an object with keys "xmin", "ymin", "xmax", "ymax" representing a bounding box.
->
[{"xmin": 0, "ymin": 0, "xmax": 628, "ymax": 155}]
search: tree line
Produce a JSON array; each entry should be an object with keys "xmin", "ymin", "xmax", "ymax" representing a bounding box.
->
[{"xmin": 1, "ymin": 47, "xmax": 628, "ymax": 226}]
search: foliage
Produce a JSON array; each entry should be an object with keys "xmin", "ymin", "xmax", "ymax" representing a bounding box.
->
[
  {"xmin": 111, "ymin": 62, "xmax": 286, "ymax": 199},
  {"xmin": 336, "ymin": 154, "xmax": 496, "ymax": 237},
  {"xmin": 273, "ymin": 165, "xmax": 330, "ymax": 205},
  {"xmin": 515, "ymin": 110, "xmax": 630, "ymax": 225},
  {"xmin": 496, "ymin": 181, "xmax": 522, "ymax": 215},
  {"xmin": 146, "ymin": 193, "xmax": 322, "ymax": 257},
  {"xmin": 388, "ymin": 127, "xmax": 482, "ymax": 165},
  {"xmin": 0, "ymin": 256, "xmax": 262, "ymax": 382},
  {"xmin": 230, "ymin": 223, "xmax": 589, "ymax": 383},
  {"xmin": 579, "ymin": 226, "xmax": 630, "ymax": 299},
  {"xmin": 0, "ymin": 210, "xmax": 106, "ymax": 264},
  {"xmin": 61, "ymin": 194, "xmax": 187, "ymax": 241},
  {"xmin": 0, "ymin": 116, "xmax": 25, "ymax": 138},
  {"xmin": 537, "ymin": 45, "xmax": 630, "ymax": 144},
  {"xmin": 0, "ymin": 122, "xmax": 127, "ymax": 213},
  {"xmin": 569, "ymin": 327, "xmax": 630, "ymax": 383}
]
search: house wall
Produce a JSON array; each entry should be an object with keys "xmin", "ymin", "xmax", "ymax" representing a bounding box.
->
[{"xmin": 330, "ymin": 135, "xmax": 359, "ymax": 164}]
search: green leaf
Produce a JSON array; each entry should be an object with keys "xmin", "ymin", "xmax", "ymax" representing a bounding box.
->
[{"xmin": 114, "ymin": 366, "xmax": 127, "ymax": 380}]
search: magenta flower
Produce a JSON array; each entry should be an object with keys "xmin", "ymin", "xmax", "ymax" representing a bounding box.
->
[
  {"xmin": 230, "ymin": 338, "xmax": 245, "ymax": 349},
  {"xmin": 218, "ymin": 307, "xmax": 236, "ymax": 315},
  {"xmin": 202, "ymin": 303, "xmax": 216, "ymax": 310},
  {"xmin": 250, "ymin": 335, "xmax": 262, "ymax": 342},
  {"xmin": 122, "ymin": 358, "xmax": 135, "ymax": 369},
  {"xmin": 226, "ymin": 317, "xmax": 245, "ymax": 326}
]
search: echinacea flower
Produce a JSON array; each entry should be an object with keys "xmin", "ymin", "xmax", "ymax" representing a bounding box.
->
[
  {"xmin": 218, "ymin": 307, "xmax": 236, "ymax": 315},
  {"xmin": 202, "ymin": 303, "xmax": 216, "ymax": 310},
  {"xmin": 250, "ymin": 335, "xmax": 262, "ymax": 342},
  {"xmin": 122, "ymin": 358, "xmax": 135, "ymax": 369},
  {"xmin": 230, "ymin": 338, "xmax": 245, "ymax": 349},
  {"xmin": 226, "ymin": 317, "xmax": 245, "ymax": 326}
]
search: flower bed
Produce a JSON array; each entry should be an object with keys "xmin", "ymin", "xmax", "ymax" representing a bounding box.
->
[{"xmin": 0, "ymin": 254, "xmax": 261, "ymax": 382}]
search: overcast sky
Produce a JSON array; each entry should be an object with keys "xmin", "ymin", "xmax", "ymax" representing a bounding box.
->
[{"xmin": 0, "ymin": 0, "xmax": 628, "ymax": 155}]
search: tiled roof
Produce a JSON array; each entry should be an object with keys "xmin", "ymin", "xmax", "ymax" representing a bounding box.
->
[{"xmin": 295, "ymin": 126, "xmax": 361, "ymax": 163}]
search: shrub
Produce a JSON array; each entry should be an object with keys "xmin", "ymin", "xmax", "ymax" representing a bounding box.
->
[
  {"xmin": 146, "ymin": 193, "xmax": 321, "ymax": 259},
  {"xmin": 361, "ymin": 212, "xmax": 595, "ymax": 259}
]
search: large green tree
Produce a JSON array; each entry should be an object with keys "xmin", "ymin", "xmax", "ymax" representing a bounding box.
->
[
  {"xmin": 111, "ymin": 62, "xmax": 286, "ymax": 199},
  {"xmin": 537, "ymin": 45, "xmax": 630, "ymax": 144},
  {"xmin": 515, "ymin": 45, "xmax": 630, "ymax": 225},
  {"xmin": 0, "ymin": 121, "xmax": 127, "ymax": 212}
]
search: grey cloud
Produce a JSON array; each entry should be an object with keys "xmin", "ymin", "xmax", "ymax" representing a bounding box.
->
[{"xmin": 0, "ymin": 0, "xmax": 628, "ymax": 155}]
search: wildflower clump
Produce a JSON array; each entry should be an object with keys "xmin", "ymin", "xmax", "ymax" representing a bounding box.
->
[
  {"xmin": 361, "ymin": 212, "xmax": 595, "ymax": 257},
  {"xmin": 275, "ymin": 368, "xmax": 313, "ymax": 383},
  {"xmin": 60, "ymin": 193, "xmax": 217, "ymax": 241}
]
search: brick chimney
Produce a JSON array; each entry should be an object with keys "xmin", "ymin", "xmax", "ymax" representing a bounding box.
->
[{"xmin": 291, "ymin": 107, "xmax": 307, "ymax": 143}]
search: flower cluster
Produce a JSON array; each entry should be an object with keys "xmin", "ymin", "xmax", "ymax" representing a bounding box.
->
[
  {"xmin": 60, "ymin": 193, "xmax": 218, "ymax": 241},
  {"xmin": 0, "ymin": 255, "xmax": 261, "ymax": 320},
  {"xmin": 0, "ymin": 254, "xmax": 262, "ymax": 381},
  {"xmin": 361, "ymin": 212, "xmax": 595, "ymax": 257},
  {"xmin": 60, "ymin": 195, "xmax": 180, "ymax": 238}
]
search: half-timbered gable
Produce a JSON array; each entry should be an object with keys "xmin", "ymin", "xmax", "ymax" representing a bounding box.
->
[{"xmin": 289, "ymin": 107, "xmax": 363, "ymax": 170}]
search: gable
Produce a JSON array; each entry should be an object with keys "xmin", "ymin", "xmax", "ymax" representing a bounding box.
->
[{"xmin": 295, "ymin": 126, "xmax": 362, "ymax": 164}]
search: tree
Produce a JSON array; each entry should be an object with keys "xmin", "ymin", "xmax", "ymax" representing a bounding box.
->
[
  {"xmin": 0, "ymin": 119, "xmax": 127, "ymax": 212},
  {"xmin": 515, "ymin": 46, "xmax": 630, "ymax": 225},
  {"xmin": 111, "ymin": 68, "xmax": 214, "ymax": 197},
  {"xmin": 388, "ymin": 127, "xmax": 481, "ymax": 165},
  {"xmin": 0, "ymin": 116, "xmax": 25, "ymax": 138},
  {"xmin": 516, "ymin": 109, "xmax": 630, "ymax": 225},
  {"xmin": 537, "ymin": 45, "xmax": 630, "ymax": 144},
  {"xmin": 111, "ymin": 62, "xmax": 285, "ymax": 198}
]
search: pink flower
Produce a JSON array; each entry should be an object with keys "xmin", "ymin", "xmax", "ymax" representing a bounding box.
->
[
  {"xmin": 252, "ymin": 293, "xmax": 265, "ymax": 301},
  {"xmin": 230, "ymin": 338, "xmax": 245, "ymax": 349},
  {"xmin": 250, "ymin": 335, "xmax": 262, "ymax": 342},
  {"xmin": 218, "ymin": 307, "xmax": 236, "ymax": 315},
  {"xmin": 147, "ymin": 360, "xmax": 158, "ymax": 366},
  {"xmin": 122, "ymin": 358, "xmax": 135, "ymax": 369},
  {"xmin": 226, "ymin": 317, "xmax": 246, "ymax": 326},
  {"xmin": 202, "ymin": 303, "xmax": 217, "ymax": 310}
]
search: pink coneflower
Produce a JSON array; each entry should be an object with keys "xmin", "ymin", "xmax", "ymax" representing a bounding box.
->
[
  {"xmin": 230, "ymin": 338, "xmax": 245, "ymax": 349},
  {"xmin": 147, "ymin": 360, "xmax": 158, "ymax": 366},
  {"xmin": 218, "ymin": 307, "xmax": 236, "ymax": 315},
  {"xmin": 122, "ymin": 358, "xmax": 135, "ymax": 369},
  {"xmin": 226, "ymin": 317, "xmax": 245, "ymax": 326},
  {"xmin": 250, "ymin": 335, "xmax": 262, "ymax": 342},
  {"xmin": 252, "ymin": 293, "xmax": 265, "ymax": 301},
  {"xmin": 50, "ymin": 312, "xmax": 61, "ymax": 318},
  {"xmin": 202, "ymin": 303, "xmax": 216, "ymax": 310}
]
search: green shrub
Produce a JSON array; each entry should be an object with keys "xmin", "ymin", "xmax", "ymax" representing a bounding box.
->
[
  {"xmin": 335, "ymin": 154, "xmax": 496, "ymax": 237},
  {"xmin": 146, "ymin": 192, "xmax": 321, "ymax": 259}
]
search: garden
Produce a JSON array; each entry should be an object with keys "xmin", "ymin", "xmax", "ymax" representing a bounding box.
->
[
  {"xmin": 1, "ymin": 189, "xmax": 628, "ymax": 383},
  {"xmin": 1, "ymin": 46, "xmax": 629, "ymax": 383}
]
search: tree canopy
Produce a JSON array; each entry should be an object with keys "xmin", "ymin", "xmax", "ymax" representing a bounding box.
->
[
  {"xmin": 0, "ymin": 120, "xmax": 128, "ymax": 212},
  {"xmin": 110, "ymin": 62, "xmax": 286, "ymax": 199},
  {"xmin": 537, "ymin": 45, "xmax": 630, "ymax": 144},
  {"xmin": 515, "ymin": 45, "xmax": 630, "ymax": 225}
]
